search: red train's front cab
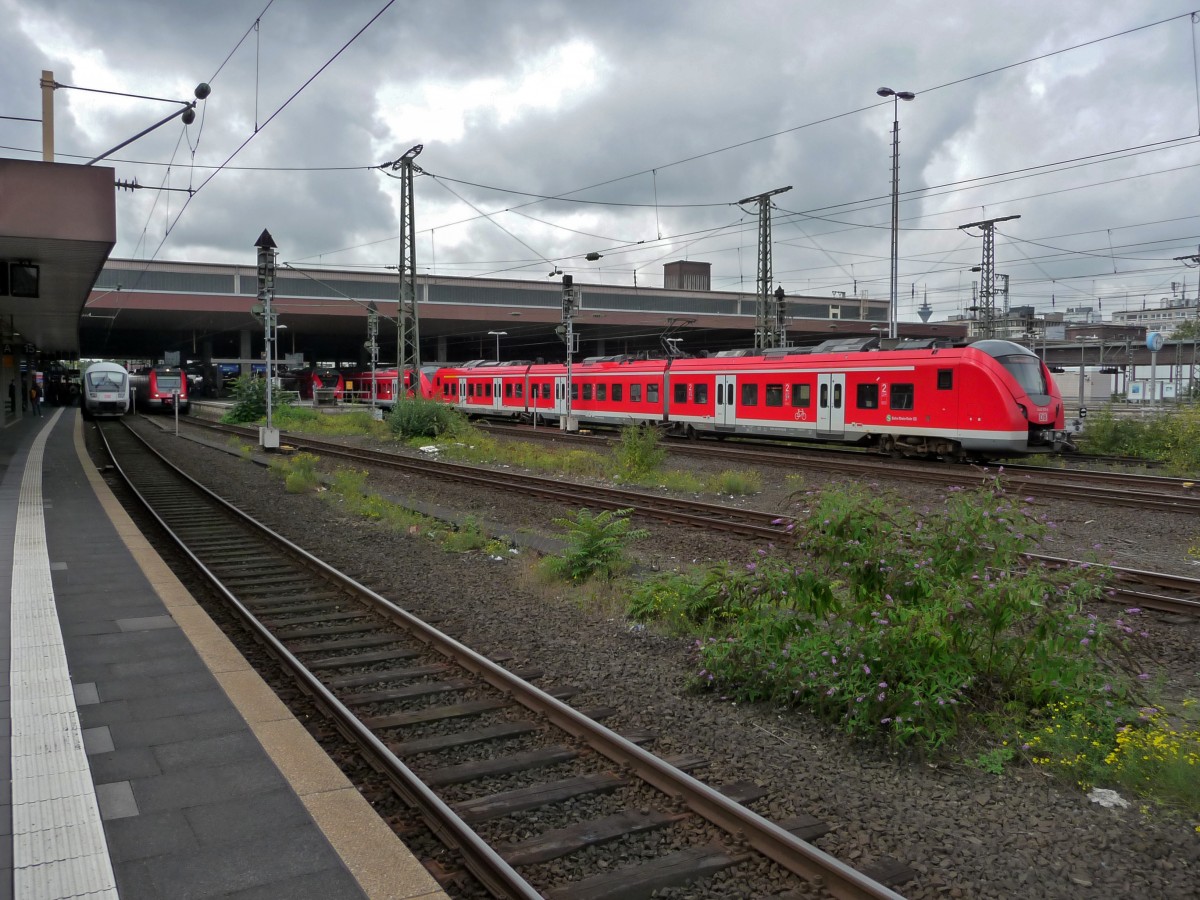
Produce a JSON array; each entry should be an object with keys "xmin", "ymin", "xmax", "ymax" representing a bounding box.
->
[{"xmin": 968, "ymin": 340, "xmax": 1073, "ymax": 454}]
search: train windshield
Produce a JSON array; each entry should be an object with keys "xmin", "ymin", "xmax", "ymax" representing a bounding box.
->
[
  {"xmin": 996, "ymin": 355, "xmax": 1048, "ymax": 397},
  {"xmin": 157, "ymin": 373, "xmax": 182, "ymax": 391},
  {"xmin": 87, "ymin": 371, "xmax": 125, "ymax": 391}
]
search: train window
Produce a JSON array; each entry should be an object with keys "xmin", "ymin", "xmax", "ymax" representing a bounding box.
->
[
  {"xmin": 468, "ymin": 383, "xmax": 475, "ymax": 397},
  {"xmin": 596, "ymin": 384, "xmax": 607, "ymax": 401},
  {"xmin": 583, "ymin": 384, "xmax": 594, "ymax": 401},
  {"xmin": 647, "ymin": 384, "xmax": 660, "ymax": 403},
  {"xmin": 833, "ymin": 384, "xmax": 843, "ymax": 408},
  {"xmin": 997, "ymin": 355, "xmax": 1049, "ymax": 396},
  {"xmin": 742, "ymin": 383, "xmax": 758, "ymax": 406},
  {"xmin": 572, "ymin": 384, "xmax": 580, "ymax": 401},
  {"xmin": 612, "ymin": 384, "xmax": 623, "ymax": 402},
  {"xmin": 505, "ymin": 384, "xmax": 513, "ymax": 398},
  {"xmin": 765, "ymin": 384, "xmax": 783, "ymax": 407},
  {"xmin": 856, "ymin": 384, "xmax": 878, "ymax": 409},
  {"xmin": 694, "ymin": 383, "xmax": 708, "ymax": 404},
  {"xmin": 791, "ymin": 383, "xmax": 811, "ymax": 408},
  {"xmin": 820, "ymin": 384, "xmax": 828, "ymax": 407},
  {"xmin": 485, "ymin": 383, "xmax": 493, "ymax": 398},
  {"xmin": 631, "ymin": 384, "xmax": 643, "ymax": 403},
  {"xmin": 891, "ymin": 383, "xmax": 914, "ymax": 410},
  {"xmin": 674, "ymin": 383, "xmax": 688, "ymax": 403},
  {"xmin": 937, "ymin": 369, "xmax": 953, "ymax": 390},
  {"xmin": 515, "ymin": 384, "xmax": 523, "ymax": 398}
]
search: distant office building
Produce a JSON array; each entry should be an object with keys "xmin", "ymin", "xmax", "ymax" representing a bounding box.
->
[{"xmin": 1112, "ymin": 300, "xmax": 1199, "ymax": 336}]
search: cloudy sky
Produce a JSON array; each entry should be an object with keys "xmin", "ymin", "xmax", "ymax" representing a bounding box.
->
[{"xmin": 4, "ymin": 0, "xmax": 1200, "ymax": 326}]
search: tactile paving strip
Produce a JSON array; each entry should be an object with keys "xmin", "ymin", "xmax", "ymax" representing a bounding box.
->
[{"xmin": 9, "ymin": 411, "xmax": 118, "ymax": 899}]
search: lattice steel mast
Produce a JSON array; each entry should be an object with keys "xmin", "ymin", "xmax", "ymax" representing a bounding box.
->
[
  {"xmin": 740, "ymin": 186, "xmax": 791, "ymax": 349},
  {"xmin": 388, "ymin": 144, "xmax": 423, "ymax": 383},
  {"xmin": 959, "ymin": 214, "xmax": 1019, "ymax": 339}
]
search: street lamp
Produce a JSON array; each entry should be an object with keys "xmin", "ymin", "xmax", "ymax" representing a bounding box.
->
[
  {"xmin": 877, "ymin": 86, "xmax": 916, "ymax": 340},
  {"xmin": 488, "ymin": 330, "xmax": 507, "ymax": 362}
]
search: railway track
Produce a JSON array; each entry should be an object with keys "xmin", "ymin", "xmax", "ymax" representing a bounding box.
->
[
  {"xmin": 502, "ymin": 424, "xmax": 1200, "ymax": 515},
  {"xmin": 98, "ymin": 419, "xmax": 912, "ymax": 899},
  {"xmin": 178, "ymin": 418, "xmax": 1200, "ymax": 619},
  {"xmin": 190, "ymin": 420, "xmax": 793, "ymax": 542}
]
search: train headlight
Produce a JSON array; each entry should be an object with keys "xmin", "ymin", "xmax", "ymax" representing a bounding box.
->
[{"xmin": 1016, "ymin": 403, "xmax": 1028, "ymax": 420}]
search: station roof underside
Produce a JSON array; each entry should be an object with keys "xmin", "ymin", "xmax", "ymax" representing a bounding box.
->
[{"xmin": 0, "ymin": 159, "xmax": 115, "ymax": 356}]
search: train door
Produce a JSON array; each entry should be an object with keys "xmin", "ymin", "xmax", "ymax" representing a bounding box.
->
[
  {"xmin": 554, "ymin": 375, "xmax": 569, "ymax": 417},
  {"xmin": 715, "ymin": 374, "xmax": 737, "ymax": 427},
  {"xmin": 816, "ymin": 373, "xmax": 845, "ymax": 436},
  {"xmin": 456, "ymin": 377, "xmax": 468, "ymax": 410},
  {"xmin": 493, "ymin": 377, "xmax": 503, "ymax": 411}
]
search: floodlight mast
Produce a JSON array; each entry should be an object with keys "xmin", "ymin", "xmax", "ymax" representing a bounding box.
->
[{"xmin": 876, "ymin": 87, "xmax": 916, "ymax": 340}]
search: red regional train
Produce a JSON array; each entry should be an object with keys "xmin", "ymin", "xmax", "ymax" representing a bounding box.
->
[
  {"xmin": 424, "ymin": 338, "xmax": 1071, "ymax": 460},
  {"xmin": 128, "ymin": 365, "xmax": 190, "ymax": 414},
  {"xmin": 293, "ymin": 367, "xmax": 346, "ymax": 401},
  {"xmin": 348, "ymin": 367, "xmax": 434, "ymax": 406}
]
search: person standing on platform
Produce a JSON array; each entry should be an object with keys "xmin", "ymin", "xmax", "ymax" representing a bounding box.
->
[{"xmin": 30, "ymin": 383, "xmax": 42, "ymax": 416}]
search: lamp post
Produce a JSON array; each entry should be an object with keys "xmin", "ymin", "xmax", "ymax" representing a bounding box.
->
[
  {"xmin": 877, "ymin": 87, "xmax": 916, "ymax": 340},
  {"xmin": 488, "ymin": 330, "xmax": 507, "ymax": 362}
]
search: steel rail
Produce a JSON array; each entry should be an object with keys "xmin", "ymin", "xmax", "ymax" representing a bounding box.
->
[
  {"xmin": 190, "ymin": 420, "xmax": 792, "ymax": 541},
  {"xmin": 98, "ymin": 421, "xmax": 543, "ymax": 899},
  {"xmin": 101, "ymin": 419, "xmax": 906, "ymax": 900}
]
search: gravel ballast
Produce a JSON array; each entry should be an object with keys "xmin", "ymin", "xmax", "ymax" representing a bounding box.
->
[{"xmin": 104, "ymin": 417, "xmax": 1199, "ymax": 899}]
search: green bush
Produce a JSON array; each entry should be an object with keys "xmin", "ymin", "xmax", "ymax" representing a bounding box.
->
[
  {"xmin": 388, "ymin": 397, "xmax": 465, "ymax": 439},
  {"xmin": 613, "ymin": 423, "xmax": 666, "ymax": 477},
  {"xmin": 627, "ymin": 481, "xmax": 1142, "ymax": 753},
  {"xmin": 222, "ymin": 376, "xmax": 266, "ymax": 424},
  {"xmin": 1083, "ymin": 405, "xmax": 1200, "ymax": 474},
  {"xmin": 268, "ymin": 452, "xmax": 321, "ymax": 493},
  {"xmin": 543, "ymin": 508, "xmax": 649, "ymax": 582}
]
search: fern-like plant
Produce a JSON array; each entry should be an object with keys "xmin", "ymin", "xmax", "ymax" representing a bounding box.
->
[{"xmin": 545, "ymin": 507, "xmax": 649, "ymax": 582}]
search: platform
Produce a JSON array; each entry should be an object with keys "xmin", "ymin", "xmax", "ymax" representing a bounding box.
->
[{"xmin": 0, "ymin": 407, "xmax": 448, "ymax": 899}]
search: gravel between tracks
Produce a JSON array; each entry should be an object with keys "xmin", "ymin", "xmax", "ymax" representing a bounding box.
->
[{"xmin": 117, "ymin": 417, "xmax": 1199, "ymax": 899}]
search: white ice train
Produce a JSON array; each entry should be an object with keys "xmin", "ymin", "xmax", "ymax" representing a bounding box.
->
[{"xmin": 81, "ymin": 361, "xmax": 131, "ymax": 419}]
